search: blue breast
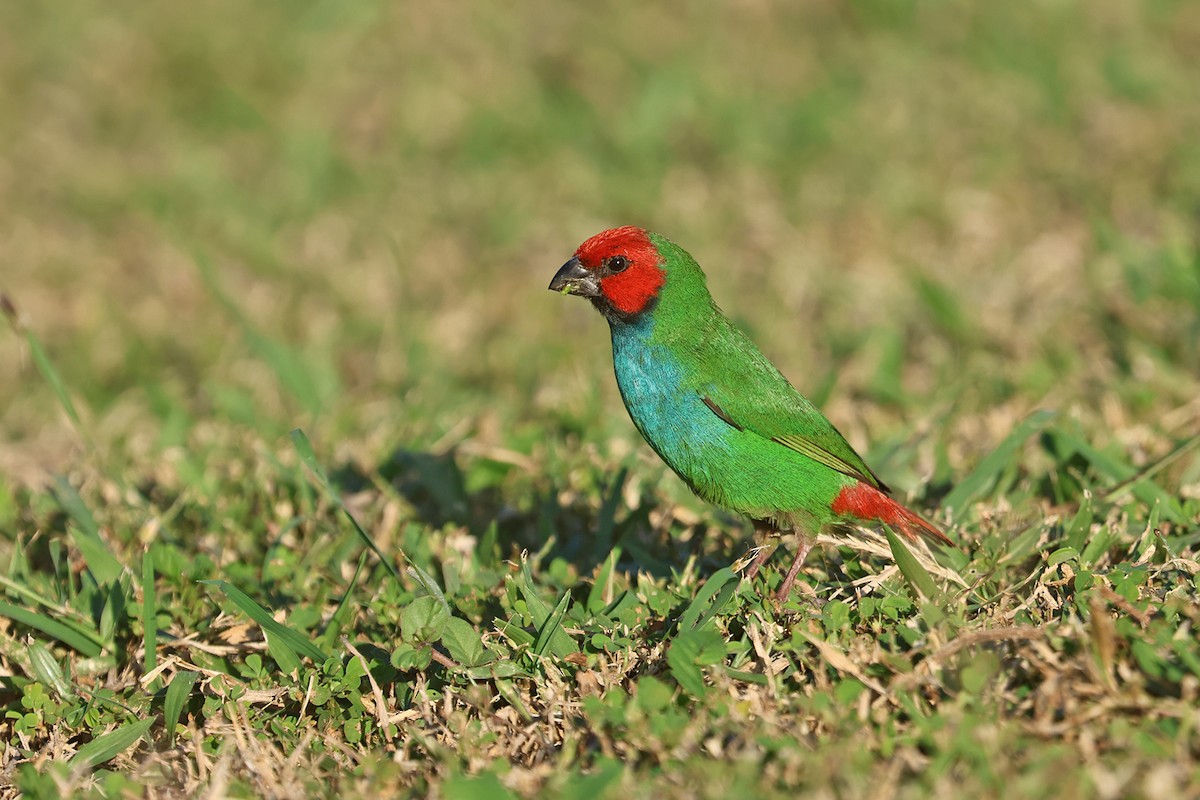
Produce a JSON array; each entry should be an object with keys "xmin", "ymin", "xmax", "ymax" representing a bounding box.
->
[{"xmin": 608, "ymin": 316, "xmax": 734, "ymax": 497}]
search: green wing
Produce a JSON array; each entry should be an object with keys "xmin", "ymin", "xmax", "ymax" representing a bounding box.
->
[{"xmin": 692, "ymin": 316, "xmax": 890, "ymax": 494}]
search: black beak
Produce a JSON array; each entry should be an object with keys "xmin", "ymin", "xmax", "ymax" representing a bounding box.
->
[{"xmin": 548, "ymin": 256, "xmax": 600, "ymax": 298}]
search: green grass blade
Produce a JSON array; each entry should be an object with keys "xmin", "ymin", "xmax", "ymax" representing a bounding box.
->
[
  {"xmin": 52, "ymin": 477, "xmax": 124, "ymax": 585},
  {"xmin": 290, "ymin": 426, "xmax": 332, "ymax": 485},
  {"xmin": 2, "ymin": 295, "xmax": 85, "ymax": 434},
  {"xmin": 517, "ymin": 561, "xmax": 578, "ymax": 657},
  {"xmin": 1064, "ymin": 497, "xmax": 1094, "ymax": 552},
  {"xmin": 164, "ymin": 670, "xmax": 200, "ymax": 745},
  {"xmin": 142, "ymin": 550, "xmax": 159, "ymax": 691},
  {"xmin": 51, "ymin": 476, "xmax": 100, "ymax": 537},
  {"xmin": 0, "ymin": 601, "xmax": 103, "ymax": 657},
  {"xmin": 0, "ymin": 573, "xmax": 86, "ymax": 620},
  {"xmin": 587, "ymin": 546, "xmax": 621, "ymax": 615},
  {"xmin": 533, "ymin": 589, "xmax": 573, "ymax": 658},
  {"xmin": 942, "ymin": 409, "xmax": 1057, "ymax": 514},
  {"xmin": 1101, "ymin": 433, "xmax": 1200, "ymax": 502},
  {"xmin": 692, "ymin": 578, "xmax": 739, "ymax": 631},
  {"xmin": 290, "ymin": 428, "xmax": 402, "ymax": 583},
  {"xmin": 201, "ymin": 580, "xmax": 328, "ymax": 664},
  {"xmin": 679, "ymin": 567, "xmax": 738, "ymax": 631},
  {"xmin": 320, "ymin": 551, "xmax": 367, "ymax": 651},
  {"xmin": 195, "ymin": 252, "xmax": 330, "ymax": 416},
  {"xmin": 885, "ymin": 528, "xmax": 940, "ymax": 601},
  {"xmin": 69, "ymin": 717, "xmax": 155, "ymax": 771},
  {"xmin": 407, "ymin": 563, "xmax": 450, "ymax": 612}
]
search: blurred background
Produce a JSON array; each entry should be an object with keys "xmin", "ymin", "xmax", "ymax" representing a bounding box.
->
[{"xmin": 1, "ymin": 0, "xmax": 1198, "ymax": 493}]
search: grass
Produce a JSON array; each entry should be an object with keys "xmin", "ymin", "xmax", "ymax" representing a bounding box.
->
[{"xmin": 1, "ymin": 0, "xmax": 1199, "ymax": 797}]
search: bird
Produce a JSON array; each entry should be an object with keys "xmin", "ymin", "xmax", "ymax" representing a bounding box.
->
[{"xmin": 549, "ymin": 226, "xmax": 951, "ymax": 600}]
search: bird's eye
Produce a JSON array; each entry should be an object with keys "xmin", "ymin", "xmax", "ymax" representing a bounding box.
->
[{"xmin": 608, "ymin": 255, "xmax": 630, "ymax": 273}]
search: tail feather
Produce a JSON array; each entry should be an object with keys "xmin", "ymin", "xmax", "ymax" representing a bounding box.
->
[{"xmin": 830, "ymin": 482, "xmax": 952, "ymax": 546}]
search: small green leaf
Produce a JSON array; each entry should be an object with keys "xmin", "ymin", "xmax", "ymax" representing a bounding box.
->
[
  {"xmin": 635, "ymin": 675, "xmax": 674, "ymax": 712},
  {"xmin": 1047, "ymin": 547, "xmax": 1079, "ymax": 567},
  {"xmin": 70, "ymin": 717, "xmax": 155, "ymax": 771},
  {"xmin": 667, "ymin": 628, "xmax": 725, "ymax": 697},
  {"xmin": 463, "ymin": 661, "xmax": 528, "ymax": 680},
  {"xmin": 442, "ymin": 772, "xmax": 517, "ymax": 800},
  {"xmin": 442, "ymin": 617, "xmax": 490, "ymax": 668},
  {"xmin": 401, "ymin": 596, "xmax": 450, "ymax": 644},
  {"xmin": 163, "ymin": 670, "xmax": 199, "ymax": 745},
  {"xmin": 391, "ymin": 643, "xmax": 432, "ymax": 672}
]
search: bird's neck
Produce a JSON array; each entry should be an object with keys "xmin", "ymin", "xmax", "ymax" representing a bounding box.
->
[{"xmin": 606, "ymin": 284, "xmax": 719, "ymax": 350}]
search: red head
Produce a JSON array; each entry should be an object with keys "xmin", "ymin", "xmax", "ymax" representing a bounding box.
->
[{"xmin": 549, "ymin": 226, "xmax": 666, "ymax": 318}]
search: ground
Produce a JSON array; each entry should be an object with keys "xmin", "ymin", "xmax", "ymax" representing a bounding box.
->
[{"xmin": 0, "ymin": 1, "xmax": 1198, "ymax": 798}]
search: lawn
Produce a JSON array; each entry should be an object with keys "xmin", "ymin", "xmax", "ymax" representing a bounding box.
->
[{"xmin": 1, "ymin": 1, "xmax": 1198, "ymax": 797}]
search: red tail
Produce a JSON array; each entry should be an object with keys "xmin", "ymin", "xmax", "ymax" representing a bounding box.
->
[{"xmin": 831, "ymin": 483, "xmax": 953, "ymax": 546}]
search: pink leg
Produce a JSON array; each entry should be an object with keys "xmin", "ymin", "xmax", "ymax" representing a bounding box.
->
[{"xmin": 774, "ymin": 537, "xmax": 815, "ymax": 601}]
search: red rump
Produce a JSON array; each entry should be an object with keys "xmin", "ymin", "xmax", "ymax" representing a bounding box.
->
[
  {"xmin": 831, "ymin": 483, "xmax": 952, "ymax": 545},
  {"xmin": 576, "ymin": 226, "xmax": 665, "ymax": 316}
]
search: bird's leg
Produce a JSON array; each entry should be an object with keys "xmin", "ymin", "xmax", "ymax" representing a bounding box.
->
[{"xmin": 774, "ymin": 536, "xmax": 815, "ymax": 601}]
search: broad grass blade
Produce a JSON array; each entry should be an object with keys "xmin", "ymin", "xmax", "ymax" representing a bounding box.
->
[
  {"xmin": 69, "ymin": 717, "xmax": 155, "ymax": 771},
  {"xmin": 0, "ymin": 601, "xmax": 103, "ymax": 657},
  {"xmin": 164, "ymin": 670, "xmax": 200, "ymax": 745},
  {"xmin": 885, "ymin": 528, "xmax": 939, "ymax": 600}
]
